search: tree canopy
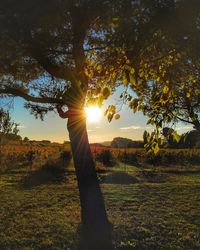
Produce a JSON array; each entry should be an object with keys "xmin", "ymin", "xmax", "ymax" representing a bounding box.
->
[
  {"xmin": 0, "ymin": 108, "xmax": 20, "ymax": 141},
  {"xmin": 0, "ymin": 0, "xmax": 179, "ymax": 118}
]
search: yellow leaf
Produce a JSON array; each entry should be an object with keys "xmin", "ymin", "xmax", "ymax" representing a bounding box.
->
[
  {"xmin": 186, "ymin": 92, "xmax": 190, "ymax": 98},
  {"xmin": 96, "ymin": 64, "xmax": 102, "ymax": 72},
  {"xmin": 114, "ymin": 114, "xmax": 120, "ymax": 120},
  {"xmin": 163, "ymin": 85, "xmax": 169, "ymax": 94},
  {"xmin": 101, "ymin": 87, "xmax": 111, "ymax": 99},
  {"xmin": 154, "ymin": 144, "xmax": 160, "ymax": 155}
]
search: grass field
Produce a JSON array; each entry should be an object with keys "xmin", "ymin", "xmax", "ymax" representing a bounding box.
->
[{"xmin": 1, "ymin": 159, "xmax": 200, "ymax": 250}]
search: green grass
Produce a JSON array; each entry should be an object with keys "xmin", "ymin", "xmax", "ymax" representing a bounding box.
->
[{"xmin": 0, "ymin": 162, "xmax": 200, "ymax": 250}]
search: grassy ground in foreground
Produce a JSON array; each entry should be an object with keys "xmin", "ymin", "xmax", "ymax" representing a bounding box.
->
[{"xmin": 0, "ymin": 162, "xmax": 200, "ymax": 250}]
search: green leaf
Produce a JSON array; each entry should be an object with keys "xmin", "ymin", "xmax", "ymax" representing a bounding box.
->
[
  {"xmin": 173, "ymin": 131, "xmax": 181, "ymax": 143},
  {"xmin": 153, "ymin": 143, "xmax": 160, "ymax": 155},
  {"xmin": 186, "ymin": 92, "xmax": 190, "ymax": 98},
  {"xmin": 163, "ymin": 85, "xmax": 169, "ymax": 94},
  {"xmin": 129, "ymin": 73, "xmax": 136, "ymax": 85},
  {"xmin": 102, "ymin": 87, "xmax": 111, "ymax": 99},
  {"xmin": 122, "ymin": 71, "xmax": 129, "ymax": 86}
]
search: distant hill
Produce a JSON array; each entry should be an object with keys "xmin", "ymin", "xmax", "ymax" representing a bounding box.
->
[
  {"xmin": 99, "ymin": 141, "xmax": 111, "ymax": 147},
  {"xmin": 111, "ymin": 137, "xmax": 144, "ymax": 148},
  {"xmin": 90, "ymin": 143, "xmax": 105, "ymax": 147}
]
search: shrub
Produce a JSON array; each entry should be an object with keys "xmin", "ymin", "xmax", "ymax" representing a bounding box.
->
[
  {"xmin": 60, "ymin": 150, "xmax": 72, "ymax": 166},
  {"xmin": 95, "ymin": 150, "xmax": 114, "ymax": 166}
]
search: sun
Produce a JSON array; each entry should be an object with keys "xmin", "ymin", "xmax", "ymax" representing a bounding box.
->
[{"xmin": 85, "ymin": 106, "xmax": 102, "ymax": 123}]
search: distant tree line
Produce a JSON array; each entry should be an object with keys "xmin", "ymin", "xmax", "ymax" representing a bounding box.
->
[
  {"xmin": 111, "ymin": 137, "xmax": 144, "ymax": 148},
  {"xmin": 111, "ymin": 128, "xmax": 200, "ymax": 149},
  {"xmin": 162, "ymin": 128, "xmax": 200, "ymax": 148},
  {"xmin": 143, "ymin": 128, "xmax": 200, "ymax": 149}
]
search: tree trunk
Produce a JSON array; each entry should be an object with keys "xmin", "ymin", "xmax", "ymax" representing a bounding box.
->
[
  {"xmin": 194, "ymin": 121, "xmax": 200, "ymax": 135},
  {"xmin": 67, "ymin": 110, "xmax": 113, "ymax": 250}
]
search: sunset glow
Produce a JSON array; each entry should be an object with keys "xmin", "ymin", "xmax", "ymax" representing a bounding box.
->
[{"xmin": 85, "ymin": 106, "xmax": 102, "ymax": 123}]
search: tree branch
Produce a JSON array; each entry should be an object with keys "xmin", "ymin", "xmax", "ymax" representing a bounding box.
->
[
  {"xmin": 33, "ymin": 51, "xmax": 76, "ymax": 83},
  {"xmin": 29, "ymin": 43, "xmax": 76, "ymax": 83},
  {"xmin": 176, "ymin": 115, "xmax": 193, "ymax": 124},
  {"xmin": 0, "ymin": 87, "xmax": 63, "ymax": 104}
]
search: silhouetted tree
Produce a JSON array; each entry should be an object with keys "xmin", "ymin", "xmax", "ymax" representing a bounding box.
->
[
  {"xmin": 181, "ymin": 130, "xmax": 200, "ymax": 148},
  {"xmin": 143, "ymin": 130, "xmax": 148, "ymax": 145}
]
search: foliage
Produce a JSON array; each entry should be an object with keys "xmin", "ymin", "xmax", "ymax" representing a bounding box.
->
[
  {"xmin": 0, "ymin": 108, "xmax": 19, "ymax": 140},
  {"xmin": 0, "ymin": 0, "xmax": 199, "ymax": 156},
  {"xmin": 95, "ymin": 149, "xmax": 114, "ymax": 166},
  {"xmin": 117, "ymin": 148, "xmax": 200, "ymax": 166},
  {"xmin": 180, "ymin": 130, "xmax": 200, "ymax": 148},
  {"xmin": 23, "ymin": 136, "xmax": 29, "ymax": 142},
  {"xmin": 111, "ymin": 137, "xmax": 144, "ymax": 148},
  {"xmin": 104, "ymin": 1, "xmax": 200, "ymax": 153},
  {"xmin": 162, "ymin": 128, "xmax": 200, "ymax": 148}
]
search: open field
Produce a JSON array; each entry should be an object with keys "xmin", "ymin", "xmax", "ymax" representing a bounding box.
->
[
  {"xmin": 0, "ymin": 143, "xmax": 71, "ymax": 173},
  {"xmin": 1, "ymin": 158, "xmax": 200, "ymax": 250}
]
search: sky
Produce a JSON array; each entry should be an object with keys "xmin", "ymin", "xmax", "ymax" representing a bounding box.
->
[{"xmin": 5, "ymin": 86, "xmax": 193, "ymax": 143}]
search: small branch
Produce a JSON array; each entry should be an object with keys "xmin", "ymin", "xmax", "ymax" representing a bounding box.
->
[{"xmin": 176, "ymin": 115, "xmax": 193, "ymax": 124}]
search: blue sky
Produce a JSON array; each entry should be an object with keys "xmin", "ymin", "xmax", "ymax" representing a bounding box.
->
[{"xmin": 6, "ymin": 87, "xmax": 193, "ymax": 143}]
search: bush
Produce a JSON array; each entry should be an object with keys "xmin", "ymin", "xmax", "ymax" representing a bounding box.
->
[
  {"xmin": 60, "ymin": 150, "xmax": 72, "ymax": 166},
  {"xmin": 95, "ymin": 150, "xmax": 114, "ymax": 166},
  {"xmin": 41, "ymin": 150, "xmax": 72, "ymax": 173},
  {"xmin": 118, "ymin": 150, "xmax": 141, "ymax": 166}
]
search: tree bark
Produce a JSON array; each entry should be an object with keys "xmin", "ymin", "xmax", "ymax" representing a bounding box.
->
[
  {"xmin": 193, "ymin": 120, "xmax": 200, "ymax": 135},
  {"xmin": 67, "ymin": 110, "xmax": 113, "ymax": 250}
]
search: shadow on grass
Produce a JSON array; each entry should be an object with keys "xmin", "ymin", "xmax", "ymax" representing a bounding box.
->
[
  {"xmin": 20, "ymin": 160, "xmax": 69, "ymax": 189},
  {"xmin": 162, "ymin": 169, "xmax": 200, "ymax": 175},
  {"xmin": 100, "ymin": 172, "xmax": 138, "ymax": 185},
  {"xmin": 141, "ymin": 170, "xmax": 168, "ymax": 183}
]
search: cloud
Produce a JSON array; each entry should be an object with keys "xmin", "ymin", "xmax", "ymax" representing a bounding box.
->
[
  {"xmin": 120, "ymin": 125, "xmax": 143, "ymax": 130},
  {"xmin": 177, "ymin": 125, "xmax": 193, "ymax": 131},
  {"xmin": 87, "ymin": 129, "xmax": 93, "ymax": 133},
  {"xmin": 18, "ymin": 125, "xmax": 26, "ymax": 129}
]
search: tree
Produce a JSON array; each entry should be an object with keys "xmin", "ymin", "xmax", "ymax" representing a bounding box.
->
[
  {"xmin": 23, "ymin": 136, "xmax": 29, "ymax": 142},
  {"xmin": 0, "ymin": 108, "xmax": 19, "ymax": 142},
  {"xmin": 0, "ymin": 0, "xmax": 196, "ymax": 248},
  {"xmin": 0, "ymin": 1, "xmax": 114, "ymax": 249},
  {"xmin": 143, "ymin": 130, "xmax": 148, "ymax": 145},
  {"xmin": 111, "ymin": 137, "xmax": 143, "ymax": 148},
  {"xmin": 180, "ymin": 130, "xmax": 200, "ymax": 148}
]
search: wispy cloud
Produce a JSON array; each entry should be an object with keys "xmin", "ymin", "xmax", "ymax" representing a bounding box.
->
[
  {"xmin": 18, "ymin": 125, "xmax": 26, "ymax": 129},
  {"xmin": 120, "ymin": 125, "xmax": 143, "ymax": 130},
  {"xmin": 87, "ymin": 129, "xmax": 93, "ymax": 133},
  {"xmin": 177, "ymin": 125, "xmax": 193, "ymax": 131}
]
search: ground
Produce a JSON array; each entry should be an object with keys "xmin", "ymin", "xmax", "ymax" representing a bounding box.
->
[{"xmin": 0, "ymin": 162, "xmax": 200, "ymax": 250}]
